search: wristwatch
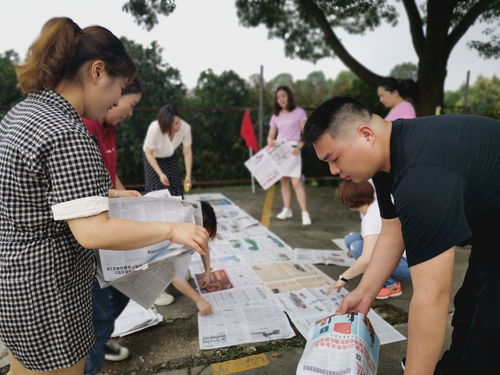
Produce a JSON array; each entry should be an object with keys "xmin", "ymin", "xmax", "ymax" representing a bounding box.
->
[{"xmin": 338, "ymin": 274, "xmax": 349, "ymax": 282}]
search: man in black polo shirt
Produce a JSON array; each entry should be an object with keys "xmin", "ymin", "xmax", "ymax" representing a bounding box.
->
[{"xmin": 302, "ymin": 97, "xmax": 500, "ymax": 375}]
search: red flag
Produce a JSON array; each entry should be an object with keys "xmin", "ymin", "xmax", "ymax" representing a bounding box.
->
[{"xmin": 240, "ymin": 110, "xmax": 259, "ymax": 153}]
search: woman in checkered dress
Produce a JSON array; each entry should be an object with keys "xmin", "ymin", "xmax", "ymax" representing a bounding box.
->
[
  {"xmin": 143, "ymin": 104, "xmax": 193, "ymax": 197},
  {"xmin": 0, "ymin": 18, "xmax": 208, "ymax": 374}
]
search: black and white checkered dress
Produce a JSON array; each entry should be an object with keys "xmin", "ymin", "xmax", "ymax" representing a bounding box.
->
[{"xmin": 0, "ymin": 90, "xmax": 111, "ymax": 370}]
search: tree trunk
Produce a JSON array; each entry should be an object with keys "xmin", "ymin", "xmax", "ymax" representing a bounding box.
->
[
  {"xmin": 416, "ymin": 55, "xmax": 448, "ymax": 116},
  {"xmin": 414, "ymin": 0, "xmax": 454, "ymax": 116}
]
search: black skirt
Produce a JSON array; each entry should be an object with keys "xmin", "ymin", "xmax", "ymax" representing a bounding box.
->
[{"xmin": 143, "ymin": 153, "xmax": 184, "ymax": 196}]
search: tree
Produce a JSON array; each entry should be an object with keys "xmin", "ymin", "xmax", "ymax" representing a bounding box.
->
[
  {"xmin": 122, "ymin": 0, "xmax": 176, "ymax": 31},
  {"xmin": 0, "ymin": 50, "xmax": 24, "ymax": 118},
  {"xmin": 182, "ymin": 69, "xmax": 255, "ymax": 182},
  {"xmin": 233, "ymin": 0, "xmax": 500, "ymax": 115},
  {"xmin": 267, "ymin": 72, "xmax": 295, "ymax": 92},
  {"xmin": 390, "ymin": 62, "xmax": 418, "ymax": 81},
  {"xmin": 447, "ymin": 75, "xmax": 500, "ymax": 115},
  {"xmin": 463, "ymin": 75, "xmax": 500, "ymax": 115},
  {"xmin": 117, "ymin": 37, "xmax": 187, "ymax": 184},
  {"xmin": 293, "ymin": 71, "xmax": 334, "ymax": 108}
]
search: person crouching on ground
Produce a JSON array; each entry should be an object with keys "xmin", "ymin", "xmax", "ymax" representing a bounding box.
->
[{"xmin": 327, "ymin": 180, "xmax": 410, "ymax": 299}]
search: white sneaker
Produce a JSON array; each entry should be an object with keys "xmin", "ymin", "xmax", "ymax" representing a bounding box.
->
[
  {"xmin": 302, "ymin": 211, "xmax": 312, "ymax": 226},
  {"xmin": 104, "ymin": 340, "xmax": 129, "ymax": 361},
  {"xmin": 276, "ymin": 208, "xmax": 293, "ymax": 220},
  {"xmin": 154, "ymin": 291, "xmax": 175, "ymax": 306}
]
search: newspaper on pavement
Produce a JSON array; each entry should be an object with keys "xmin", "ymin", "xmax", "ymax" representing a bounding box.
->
[
  {"xmin": 198, "ymin": 304, "xmax": 295, "ymax": 350},
  {"xmin": 294, "ymin": 248, "xmax": 355, "ymax": 267}
]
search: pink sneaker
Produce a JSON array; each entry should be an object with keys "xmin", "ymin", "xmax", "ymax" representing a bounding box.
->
[{"xmin": 376, "ymin": 281, "xmax": 402, "ymax": 300}]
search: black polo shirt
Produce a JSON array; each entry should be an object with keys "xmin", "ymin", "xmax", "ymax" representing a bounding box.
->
[{"xmin": 373, "ymin": 115, "xmax": 500, "ymax": 267}]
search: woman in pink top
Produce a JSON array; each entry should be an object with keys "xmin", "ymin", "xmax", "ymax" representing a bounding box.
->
[
  {"xmin": 377, "ymin": 77, "xmax": 416, "ymax": 121},
  {"xmin": 267, "ymin": 86, "xmax": 311, "ymax": 226}
]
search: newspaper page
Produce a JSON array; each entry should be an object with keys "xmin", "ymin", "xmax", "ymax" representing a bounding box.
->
[
  {"xmin": 289, "ymin": 286, "xmax": 406, "ymax": 345},
  {"xmin": 297, "ymin": 313, "xmax": 380, "ymax": 375},
  {"xmin": 98, "ymin": 251, "xmax": 193, "ymax": 309},
  {"xmin": 202, "ymin": 285, "xmax": 275, "ymax": 310},
  {"xmin": 198, "ymin": 304, "xmax": 295, "ymax": 350},
  {"xmin": 274, "ymin": 288, "xmax": 330, "ymax": 319},
  {"xmin": 251, "ymin": 262, "xmax": 318, "ymax": 283},
  {"xmin": 111, "ymin": 300, "xmax": 163, "ymax": 337},
  {"xmin": 294, "ymin": 248, "xmax": 354, "ymax": 267},
  {"xmin": 97, "ymin": 197, "xmax": 200, "ymax": 281},
  {"xmin": 332, "ymin": 238, "xmax": 349, "ymax": 252},
  {"xmin": 184, "ymin": 193, "xmax": 235, "ymax": 205},
  {"xmin": 195, "ymin": 269, "xmax": 234, "ymax": 294},
  {"xmin": 244, "ymin": 141, "xmax": 296, "ymax": 190}
]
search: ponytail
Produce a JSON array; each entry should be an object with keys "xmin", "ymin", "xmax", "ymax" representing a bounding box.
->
[
  {"xmin": 16, "ymin": 17, "xmax": 136, "ymax": 93},
  {"xmin": 17, "ymin": 18, "xmax": 81, "ymax": 93}
]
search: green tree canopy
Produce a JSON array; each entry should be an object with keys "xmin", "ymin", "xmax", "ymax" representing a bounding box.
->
[
  {"xmin": 182, "ymin": 69, "xmax": 256, "ymax": 182},
  {"xmin": 233, "ymin": 0, "xmax": 500, "ymax": 115},
  {"xmin": 445, "ymin": 75, "xmax": 500, "ymax": 116},
  {"xmin": 464, "ymin": 75, "xmax": 500, "ymax": 114},
  {"xmin": 390, "ymin": 62, "xmax": 418, "ymax": 81}
]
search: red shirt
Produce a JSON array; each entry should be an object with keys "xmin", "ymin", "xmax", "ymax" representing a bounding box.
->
[{"xmin": 82, "ymin": 118, "xmax": 117, "ymax": 188}]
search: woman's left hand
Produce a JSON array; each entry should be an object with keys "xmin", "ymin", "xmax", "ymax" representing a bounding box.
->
[{"xmin": 292, "ymin": 147, "xmax": 301, "ymax": 156}]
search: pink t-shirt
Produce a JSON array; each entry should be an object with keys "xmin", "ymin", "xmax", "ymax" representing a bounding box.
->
[
  {"xmin": 384, "ymin": 101, "xmax": 416, "ymax": 121},
  {"xmin": 270, "ymin": 107, "xmax": 308, "ymax": 142}
]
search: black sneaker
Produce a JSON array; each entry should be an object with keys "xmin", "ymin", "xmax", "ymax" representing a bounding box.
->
[
  {"xmin": 401, "ymin": 357, "xmax": 406, "ymax": 371},
  {"xmin": 104, "ymin": 340, "xmax": 130, "ymax": 361}
]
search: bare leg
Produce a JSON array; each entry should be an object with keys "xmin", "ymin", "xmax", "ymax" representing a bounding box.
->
[
  {"xmin": 291, "ymin": 177, "xmax": 307, "ymax": 212},
  {"xmin": 7, "ymin": 350, "xmax": 86, "ymax": 375},
  {"xmin": 280, "ymin": 177, "xmax": 291, "ymax": 209}
]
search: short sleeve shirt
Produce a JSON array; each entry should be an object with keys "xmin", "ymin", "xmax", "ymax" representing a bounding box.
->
[
  {"xmin": 143, "ymin": 119, "xmax": 192, "ymax": 158},
  {"xmin": 0, "ymin": 90, "xmax": 111, "ymax": 368},
  {"xmin": 384, "ymin": 101, "xmax": 416, "ymax": 121},
  {"xmin": 83, "ymin": 118, "xmax": 117, "ymax": 188},
  {"xmin": 373, "ymin": 115, "xmax": 500, "ymax": 266},
  {"xmin": 361, "ymin": 200, "xmax": 382, "ymax": 238},
  {"xmin": 270, "ymin": 108, "xmax": 308, "ymax": 142}
]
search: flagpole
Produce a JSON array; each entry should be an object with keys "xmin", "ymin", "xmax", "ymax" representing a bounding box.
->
[{"xmin": 249, "ymin": 148, "xmax": 255, "ymax": 194}]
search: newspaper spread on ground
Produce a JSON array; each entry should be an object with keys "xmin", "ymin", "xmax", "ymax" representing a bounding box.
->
[
  {"xmin": 198, "ymin": 304, "xmax": 295, "ymax": 350},
  {"xmin": 297, "ymin": 313, "xmax": 380, "ymax": 375},
  {"xmin": 294, "ymin": 248, "xmax": 354, "ymax": 267},
  {"xmin": 332, "ymin": 238, "xmax": 349, "ymax": 252},
  {"xmin": 244, "ymin": 141, "xmax": 297, "ymax": 190},
  {"xmin": 185, "ymin": 193, "xmax": 406, "ymax": 351}
]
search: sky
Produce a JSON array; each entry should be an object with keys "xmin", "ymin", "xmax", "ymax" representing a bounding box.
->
[{"xmin": 1, "ymin": 0, "xmax": 498, "ymax": 91}]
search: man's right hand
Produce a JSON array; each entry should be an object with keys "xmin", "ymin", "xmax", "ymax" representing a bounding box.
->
[{"xmin": 335, "ymin": 287, "xmax": 374, "ymax": 315}]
